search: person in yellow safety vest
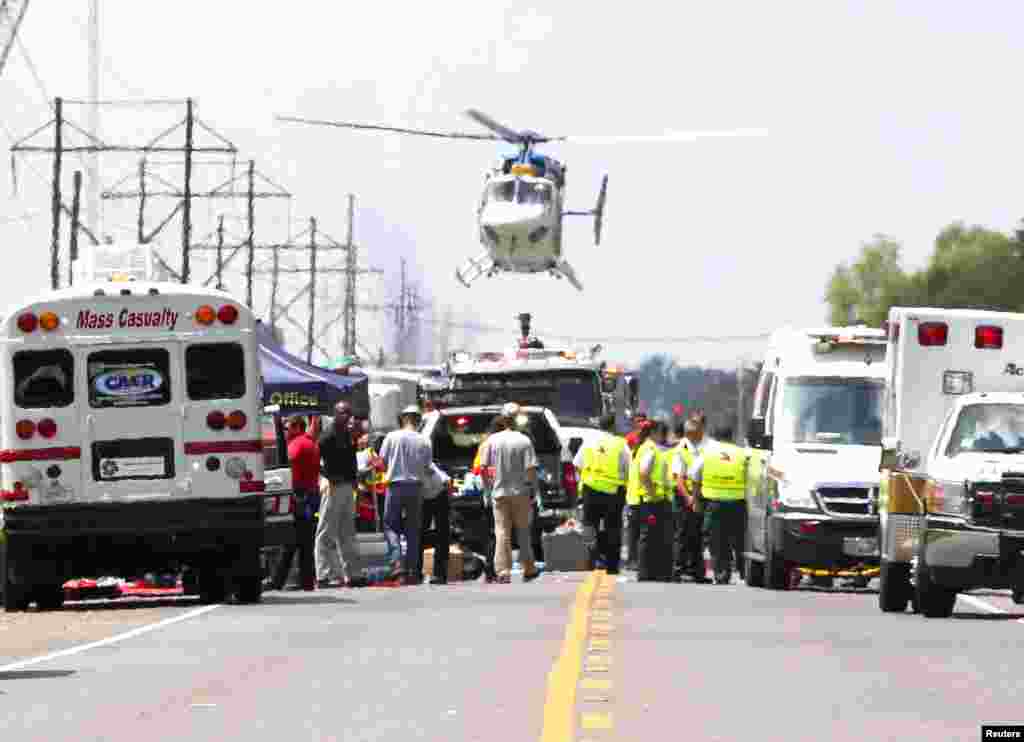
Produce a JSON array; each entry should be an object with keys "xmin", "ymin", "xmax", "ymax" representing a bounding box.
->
[
  {"xmin": 669, "ymin": 419, "xmax": 711, "ymax": 582},
  {"xmin": 574, "ymin": 413, "xmax": 632, "ymax": 574},
  {"xmin": 690, "ymin": 425, "xmax": 748, "ymax": 585},
  {"xmin": 626, "ymin": 419, "xmax": 674, "ymax": 582}
]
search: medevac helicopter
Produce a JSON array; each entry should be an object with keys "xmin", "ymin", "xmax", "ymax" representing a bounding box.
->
[{"xmin": 277, "ymin": 109, "xmax": 766, "ymax": 291}]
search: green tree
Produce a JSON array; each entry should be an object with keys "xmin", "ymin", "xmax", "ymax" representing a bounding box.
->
[
  {"xmin": 825, "ymin": 235, "xmax": 909, "ymax": 326},
  {"xmin": 915, "ymin": 222, "xmax": 1024, "ymax": 311}
]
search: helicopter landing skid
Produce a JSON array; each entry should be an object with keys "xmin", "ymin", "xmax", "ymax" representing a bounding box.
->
[{"xmin": 455, "ymin": 251, "xmax": 496, "ymax": 287}]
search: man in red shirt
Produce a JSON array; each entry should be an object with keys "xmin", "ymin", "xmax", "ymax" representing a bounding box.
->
[{"xmin": 270, "ymin": 415, "xmax": 321, "ymax": 591}]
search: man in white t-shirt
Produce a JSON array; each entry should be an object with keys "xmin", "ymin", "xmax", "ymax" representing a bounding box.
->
[{"xmin": 483, "ymin": 410, "xmax": 541, "ymax": 584}]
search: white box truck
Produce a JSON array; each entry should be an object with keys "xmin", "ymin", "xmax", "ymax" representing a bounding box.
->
[
  {"xmin": 744, "ymin": 326, "xmax": 887, "ymax": 589},
  {"xmin": 879, "ymin": 307, "xmax": 1024, "ymax": 617}
]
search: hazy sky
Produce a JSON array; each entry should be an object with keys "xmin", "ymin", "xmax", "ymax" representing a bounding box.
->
[{"xmin": 2, "ymin": 2, "xmax": 1024, "ymax": 368}]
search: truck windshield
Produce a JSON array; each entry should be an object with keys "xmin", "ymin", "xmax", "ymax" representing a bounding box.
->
[
  {"xmin": 778, "ymin": 376, "xmax": 884, "ymax": 445},
  {"xmin": 945, "ymin": 404, "xmax": 1024, "ymax": 456},
  {"xmin": 449, "ymin": 371, "xmax": 601, "ymax": 426}
]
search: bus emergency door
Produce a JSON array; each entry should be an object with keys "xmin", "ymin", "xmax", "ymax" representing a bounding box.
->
[{"xmin": 77, "ymin": 342, "xmax": 185, "ymax": 501}]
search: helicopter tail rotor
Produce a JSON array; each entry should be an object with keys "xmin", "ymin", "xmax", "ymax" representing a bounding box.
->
[{"xmin": 593, "ymin": 174, "xmax": 608, "ymax": 247}]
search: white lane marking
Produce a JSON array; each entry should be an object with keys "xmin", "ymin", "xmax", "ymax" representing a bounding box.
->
[
  {"xmin": 0, "ymin": 604, "xmax": 221, "ymax": 673},
  {"xmin": 957, "ymin": 592, "xmax": 1024, "ymax": 623},
  {"xmin": 957, "ymin": 593, "xmax": 1004, "ymax": 614}
]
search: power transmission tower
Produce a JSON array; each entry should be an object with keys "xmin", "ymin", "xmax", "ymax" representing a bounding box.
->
[
  {"xmin": 239, "ymin": 217, "xmax": 382, "ymax": 363},
  {"xmin": 390, "ymin": 258, "xmax": 425, "ymax": 365},
  {"xmin": 10, "ymin": 97, "xmax": 238, "ymax": 287},
  {"xmin": 0, "ymin": 0, "xmax": 30, "ymax": 81},
  {"xmin": 339, "ymin": 194, "xmax": 382, "ymax": 358},
  {"xmin": 102, "ymin": 157, "xmax": 291, "ymax": 303}
]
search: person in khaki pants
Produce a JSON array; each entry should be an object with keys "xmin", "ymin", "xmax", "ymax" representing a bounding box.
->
[{"xmin": 482, "ymin": 406, "xmax": 541, "ymax": 584}]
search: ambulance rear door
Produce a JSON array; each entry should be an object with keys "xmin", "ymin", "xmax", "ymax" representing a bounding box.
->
[{"xmin": 891, "ymin": 307, "xmax": 1024, "ymax": 463}]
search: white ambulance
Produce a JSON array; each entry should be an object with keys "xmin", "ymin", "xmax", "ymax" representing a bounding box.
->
[
  {"xmin": 744, "ymin": 326, "xmax": 887, "ymax": 589},
  {"xmin": 879, "ymin": 307, "xmax": 1024, "ymax": 617},
  {"xmin": 0, "ymin": 280, "xmax": 265, "ymax": 610}
]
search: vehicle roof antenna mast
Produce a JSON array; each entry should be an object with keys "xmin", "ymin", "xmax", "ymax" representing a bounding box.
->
[{"xmin": 516, "ymin": 312, "xmax": 544, "ymax": 349}]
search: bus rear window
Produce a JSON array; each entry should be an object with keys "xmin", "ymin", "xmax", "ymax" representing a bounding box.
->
[
  {"xmin": 13, "ymin": 349, "xmax": 74, "ymax": 409},
  {"xmin": 88, "ymin": 349, "xmax": 171, "ymax": 409},
  {"xmin": 187, "ymin": 343, "xmax": 245, "ymax": 400}
]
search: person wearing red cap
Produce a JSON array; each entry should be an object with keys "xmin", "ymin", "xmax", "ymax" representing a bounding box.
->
[
  {"xmin": 625, "ymin": 412, "xmax": 649, "ymax": 452},
  {"xmin": 623, "ymin": 412, "xmax": 649, "ymax": 568},
  {"xmin": 625, "ymin": 418, "xmax": 673, "ymax": 581}
]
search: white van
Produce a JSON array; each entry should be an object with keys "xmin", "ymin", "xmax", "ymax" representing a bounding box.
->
[
  {"xmin": 879, "ymin": 307, "xmax": 1024, "ymax": 617},
  {"xmin": 744, "ymin": 326, "xmax": 887, "ymax": 589},
  {"xmin": 0, "ymin": 281, "xmax": 265, "ymax": 610}
]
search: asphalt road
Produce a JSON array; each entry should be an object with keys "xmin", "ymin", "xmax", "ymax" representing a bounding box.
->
[{"xmin": 1, "ymin": 574, "xmax": 1022, "ymax": 741}]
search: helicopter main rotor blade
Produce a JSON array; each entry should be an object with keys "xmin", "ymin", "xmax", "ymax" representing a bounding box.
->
[
  {"xmin": 558, "ymin": 129, "xmax": 769, "ymax": 144},
  {"xmin": 464, "ymin": 109, "xmax": 533, "ymax": 143},
  {"xmin": 276, "ymin": 115, "xmax": 501, "ymax": 141}
]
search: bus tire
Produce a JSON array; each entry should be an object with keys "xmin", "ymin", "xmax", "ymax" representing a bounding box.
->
[
  {"xmin": 198, "ymin": 567, "xmax": 227, "ymax": 605},
  {"xmin": 34, "ymin": 584, "xmax": 65, "ymax": 611},
  {"xmin": 3, "ymin": 582, "xmax": 30, "ymax": 612},
  {"xmin": 233, "ymin": 576, "xmax": 262, "ymax": 605}
]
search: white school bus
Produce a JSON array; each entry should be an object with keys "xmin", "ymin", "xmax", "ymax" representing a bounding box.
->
[{"xmin": 0, "ymin": 281, "xmax": 265, "ymax": 610}]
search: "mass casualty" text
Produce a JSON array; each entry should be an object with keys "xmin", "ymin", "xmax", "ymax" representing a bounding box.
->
[{"xmin": 76, "ymin": 308, "xmax": 180, "ymax": 331}]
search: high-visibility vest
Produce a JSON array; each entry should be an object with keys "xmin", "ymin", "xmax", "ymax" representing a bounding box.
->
[
  {"xmin": 580, "ymin": 435, "xmax": 628, "ymax": 494},
  {"xmin": 700, "ymin": 442, "xmax": 747, "ymax": 501},
  {"xmin": 655, "ymin": 446, "xmax": 674, "ymax": 501},
  {"xmin": 627, "ymin": 440, "xmax": 669, "ymax": 505}
]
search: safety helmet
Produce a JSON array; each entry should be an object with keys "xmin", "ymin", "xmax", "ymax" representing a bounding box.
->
[{"xmin": 398, "ymin": 405, "xmax": 422, "ymax": 425}]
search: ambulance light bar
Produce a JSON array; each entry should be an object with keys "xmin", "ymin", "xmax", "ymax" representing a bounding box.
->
[{"xmin": 943, "ymin": 371, "xmax": 973, "ymax": 395}]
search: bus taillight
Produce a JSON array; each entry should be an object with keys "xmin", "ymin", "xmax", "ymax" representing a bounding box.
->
[
  {"xmin": 195, "ymin": 305, "xmax": 216, "ymax": 325},
  {"xmin": 217, "ymin": 305, "xmax": 238, "ymax": 324},
  {"xmin": 207, "ymin": 410, "xmax": 227, "ymax": 430},
  {"xmin": 15, "ymin": 420, "xmax": 35, "ymax": 440},
  {"xmin": 36, "ymin": 418, "xmax": 57, "ymax": 439},
  {"xmin": 226, "ymin": 410, "xmax": 247, "ymax": 430},
  {"xmin": 16, "ymin": 313, "xmax": 37, "ymax": 333},
  {"xmin": 39, "ymin": 312, "xmax": 59, "ymax": 331},
  {"xmin": 1, "ymin": 482, "xmax": 28, "ymax": 502}
]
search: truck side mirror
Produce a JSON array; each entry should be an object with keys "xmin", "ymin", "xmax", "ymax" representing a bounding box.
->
[
  {"xmin": 879, "ymin": 436, "xmax": 902, "ymax": 471},
  {"xmin": 748, "ymin": 418, "xmax": 771, "ymax": 449}
]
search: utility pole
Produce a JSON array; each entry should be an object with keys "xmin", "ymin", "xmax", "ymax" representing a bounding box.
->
[
  {"xmin": 342, "ymin": 193, "xmax": 356, "ymax": 356},
  {"xmin": 69, "ymin": 170, "xmax": 82, "ymax": 287},
  {"xmin": 245, "ymin": 160, "xmax": 255, "ymax": 307},
  {"xmin": 181, "ymin": 97, "xmax": 194, "ymax": 283},
  {"xmin": 306, "ymin": 217, "xmax": 317, "ymax": 363},
  {"xmin": 215, "ymin": 214, "xmax": 225, "ymax": 290},
  {"xmin": 87, "ymin": 0, "xmax": 100, "ymax": 246},
  {"xmin": 49, "ymin": 96, "xmax": 63, "ymax": 290}
]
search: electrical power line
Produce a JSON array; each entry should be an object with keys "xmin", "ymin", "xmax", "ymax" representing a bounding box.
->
[{"xmin": 418, "ymin": 315, "xmax": 770, "ymax": 345}]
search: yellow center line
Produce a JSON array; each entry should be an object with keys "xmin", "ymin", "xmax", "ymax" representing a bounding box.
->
[{"xmin": 539, "ymin": 571, "xmax": 599, "ymax": 742}]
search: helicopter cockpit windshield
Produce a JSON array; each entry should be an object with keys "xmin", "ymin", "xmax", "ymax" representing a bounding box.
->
[
  {"xmin": 488, "ymin": 180, "xmax": 516, "ymax": 202},
  {"xmin": 518, "ymin": 182, "xmax": 551, "ymax": 205}
]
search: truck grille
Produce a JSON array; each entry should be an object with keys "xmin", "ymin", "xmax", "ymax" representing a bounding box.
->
[{"xmin": 816, "ymin": 487, "xmax": 873, "ymax": 516}]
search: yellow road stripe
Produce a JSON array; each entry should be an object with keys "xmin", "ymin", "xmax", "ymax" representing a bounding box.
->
[
  {"xmin": 581, "ymin": 712, "xmax": 614, "ymax": 730},
  {"xmin": 539, "ymin": 572, "xmax": 598, "ymax": 742}
]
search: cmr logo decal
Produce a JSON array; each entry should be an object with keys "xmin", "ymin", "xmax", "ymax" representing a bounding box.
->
[
  {"xmin": 95, "ymin": 368, "xmax": 164, "ymax": 396},
  {"xmin": 1005, "ymin": 363, "xmax": 1024, "ymax": 376}
]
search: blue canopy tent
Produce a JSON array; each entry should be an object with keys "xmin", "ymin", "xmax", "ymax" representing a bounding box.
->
[{"xmin": 256, "ymin": 321, "xmax": 369, "ymax": 417}]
